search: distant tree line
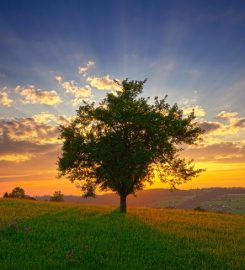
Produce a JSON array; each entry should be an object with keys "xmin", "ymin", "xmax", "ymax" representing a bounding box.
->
[
  {"xmin": 3, "ymin": 187, "xmax": 36, "ymax": 200},
  {"xmin": 2, "ymin": 187, "xmax": 65, "ymax": 202},
  {"xmin": 3, "ymin": 187, "xmax": 64, "ymax": 202}
]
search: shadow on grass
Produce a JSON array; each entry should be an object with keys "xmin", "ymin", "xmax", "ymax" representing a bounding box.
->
[{"xmin": 0, "ymin": 204, "xmax": 241, "ymax": 270}]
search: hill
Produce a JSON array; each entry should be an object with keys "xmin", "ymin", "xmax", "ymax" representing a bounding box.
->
[
  {"xmin": 0, "ymin": 199, "xmax": 244, "ymax": 269},
  {"xmin": 37, "ymin": 187, "xmax": 245, "ymax": 214}
]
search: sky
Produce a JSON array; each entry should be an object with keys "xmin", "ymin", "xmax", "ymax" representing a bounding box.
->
[{"xmin": 0, "ymin": 0, "xmax": 245, "ymax": 196}]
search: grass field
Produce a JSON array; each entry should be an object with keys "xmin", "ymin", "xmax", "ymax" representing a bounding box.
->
[
  {"xmin": 201, "ymin": 195, "xmax": 245, "ymax": 214},
  {"xmin": 0, "ymin": 199, "xmax": 244, "ymax": 270}
]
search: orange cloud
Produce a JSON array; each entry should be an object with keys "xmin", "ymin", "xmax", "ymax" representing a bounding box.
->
[
  {"xmin": 87, "ymin": 75, "xmax": 122, "ymax": 92},
  {"xmin": 216, "ymin": 111, "xmax": 238, "ymax": 120},
  {"xmin": 16, "ymin": 85, "xmax": 62, "ymax": 105},
  {"xmin": 33, "ymin": 112, "xmax": 56, "ymax": 124},
  {"xmin": 0, "ymin": 153, "xmax": 33, "ymax": 162},
  {"xmin": 233, "ymin": 118, "xmax": 245, "ymax": 128},
  {"xmin": 55, "ymin": 75, "xmax": 91, "ymax": 105},
  {"xmin": 33, "ymin": 112, "xmax": 74, "ymax": 126},
  {"xmin": 0, "ymin": 87, "xmax": 13, "ymax": 107},
  {"xmin": 183, "ymin": 105, "xmax": 206, "ymax": 117}
]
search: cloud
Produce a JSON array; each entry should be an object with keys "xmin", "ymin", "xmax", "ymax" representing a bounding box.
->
[
  {"xmin": 179, "ymin": 97, "xmax": 205, "ymax": 117},
  {"xmin": 216, "ymin": 111, "xmax": 238, "ymax": 121},
  {"xmin": 16, "ymin": 85, "xmax": 62, "ymax": 105},
  {"xmin": 196, "ymin": 110, "xmax": 245, "ymax": 149},
  {"xmin": 56, "ymin": 115, "xmax": 74, "ymax": 125},
  {"xmin": 0, "ymin": 153, "xmax": 33, "ymax": 163},
  {"xmin": 56, "ymin": 76, "xmax": 91, "ymax": 105},
  {"xmin": 0, "ymin": 112, "xmax": 75, "ymax": 148},
  {"xmin": 87, "ymin": 75, "xmax": 122, "ymax": 92},
  {"xmin": 78, "ymin": 60, "xmax": 95, "ymax": 76},
  {"xmin": 212, "ymin": 111, "xmax": 245, "ymax": 134},
  {"xmin": 0, "ymin": 133, "xmax": 61, "ymax": 164},
  {"xmin": 71, "ymin": 95, "xmax": 94, "ymax": 107},
  {"xmin": 200, "ymin": 120, "xmax": 240, "ymax": 139},
  {"xmin": 33, "ymin": 112, "xmax": 56, "ymax": 124},
  {"xmin": 0, "ymin": 113, "xmax": 65, "ymax": 164},
  {"xmin": 0, "ymin": 123, "xmax": 61, "ymax": 163},
  {"xmin": 0, "ymin": 87, "xmax": 14, "ymax": 107},
  {"xmin": 0, "ymin": 117, "xmax": 60, "ymax": 145},
  {"xmin": 183, "ymin": 105, "xmax": 206, "ymax": 117},
  {"xmin": 33, "ymin": 112, "xmax": 74, "ymax": 125},
  {"xmin": 198, "ymin": 121, "xmax": 222, "ymax": 133},
  {"xmin": 234, "ymin": 118, "xmax": 245, "ymax": 128},
  {"xmin": 184, "ymin": 142, "xmax": 245, "ymax": 163}
]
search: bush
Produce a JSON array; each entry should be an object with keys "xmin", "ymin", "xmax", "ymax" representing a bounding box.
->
[
  {"xmin": 50, "ymin": 191, "xmax": 64, "ymax": 202},
  {"xmin": 8, "ymin": 187, "xmax": 26, "ymax": 199},
  {"xmin": 3, "ymin": 192, "xmax": 9, "ymax": 198},
  {"xmin": 194, "ymin": 206, "xmax": 206, "ymax": 212}
]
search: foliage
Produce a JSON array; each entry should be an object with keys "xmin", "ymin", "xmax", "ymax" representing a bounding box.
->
[
  {"xmin": 8, "ymin": 187, "xmax": 26, "ymax": 199},
  {"xmin": 0, "ymin": 199, "xmax": 244, "ymax": 269},
  {"xmin": 3, "ymin": 192, "xmax": 8, "ymax": 198},
  {"xmin": 3, "ymin": 187, "xmax": 36, "ymax": 200},
  {"xmin": 58, "ymin": 79, "xmax": 204, "ymax": 212},
  {"xmin": 50, "ymin": 191, "xmax": 64, "ymax": 202},
  {"xmin": 24, "ymin": 195, "xmax": 36, "ymax": 201},
  {"xmin": 194, "ymin": 206, "xmax": 206, "ymax": 212}
]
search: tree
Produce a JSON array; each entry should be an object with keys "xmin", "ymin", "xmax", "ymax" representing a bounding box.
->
[
  {"xmin": 4, "ymin": 187, "xmax": 35, "ymax": 200},
  {"xmin": 9, "ymin": 187, "xmax": 26, "ymax": 199},
  {"xmin": 58, "ymin": 79, "xmax": 204, "ymax": 213},
  {"xmin": 50, "ymin": 191, "xmax": 64, "ymax": 202}
]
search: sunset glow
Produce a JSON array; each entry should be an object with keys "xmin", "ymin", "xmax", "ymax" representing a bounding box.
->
[{"xmin": 0, "ymin": 0, "xmax": 245, "ymax": 196}]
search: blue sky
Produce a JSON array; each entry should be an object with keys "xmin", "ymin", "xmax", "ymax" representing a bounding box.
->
[
  {"xmin": 1, "ymin": 0, "xmax": 245, "ymax": 116},
  {"xmin": 0, "ymin": 0, "xmax": 245, "ymax": 194}
]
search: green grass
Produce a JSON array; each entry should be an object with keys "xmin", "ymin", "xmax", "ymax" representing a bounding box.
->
[
  {"xmin": 0, "ymin": 199, "xmax": 244, "ymax": 270},
  {"xmin": 201, "ymin": 195, "xmax": 245, "ymax": 214},
  {"xmin": 151, "ymin": 195, "xmax": 194, "ymax": 208}
]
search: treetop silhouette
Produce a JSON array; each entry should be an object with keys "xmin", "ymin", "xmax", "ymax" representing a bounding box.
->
[{"xmin": 58, "ymin": 79, "xmax": 204, "ymax": 213}]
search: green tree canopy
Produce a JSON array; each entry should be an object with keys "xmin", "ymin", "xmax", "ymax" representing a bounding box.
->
[{"xmin": 58, "ymin": 79, "xmax": 204, "ymax": 213}]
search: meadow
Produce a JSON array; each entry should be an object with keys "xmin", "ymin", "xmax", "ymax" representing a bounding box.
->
[{"xmin": 0, "ymin": 199, "xmax": 244, "ymax": 270}]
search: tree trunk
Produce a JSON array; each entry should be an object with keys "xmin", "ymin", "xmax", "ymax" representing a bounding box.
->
[{"xmin": 119, "ymin": 194, "xmax": 127, "ymax": 213}]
